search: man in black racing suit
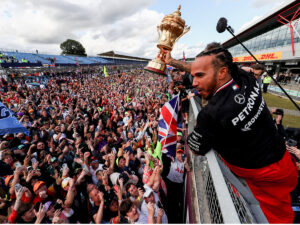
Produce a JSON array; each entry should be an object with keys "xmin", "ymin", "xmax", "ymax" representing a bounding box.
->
[{"xmin": 162, "ymin": 42, "xmax": 298, "ymax": 223}]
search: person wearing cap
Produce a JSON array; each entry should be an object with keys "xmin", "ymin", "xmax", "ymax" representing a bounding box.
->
[
  {"xmin": 140, "ymin": 185, "xmax": 168, "ymax": 224},
  {"xmin": 8, "ymin": 186, "xmax": 36, "ymax": 224},
  {"xmin": 162, "ymin": 148, "xmax": 190, "ymax": 223},
  {"xmin": 33, "ymin": 181, "xmax": 49, "ymax": 204},
  {"xmin": 176, "ymin": 131, "xmax": 184, "ymax": 145},
  {"xmin": 89, "ymin": 156, "xmax": 104, "ymax": 185}
]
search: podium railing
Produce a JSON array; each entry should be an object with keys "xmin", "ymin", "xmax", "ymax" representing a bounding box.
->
[{"xmin": 184, "ymin": 96, "xmax": 268, "ymax": 224}]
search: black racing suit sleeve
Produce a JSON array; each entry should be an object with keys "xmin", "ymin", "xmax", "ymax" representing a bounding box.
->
[{"xmin": 187, "ymin": 110, "xmax": 213, "ymax": 155}]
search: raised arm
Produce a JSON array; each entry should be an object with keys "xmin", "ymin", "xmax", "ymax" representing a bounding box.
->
[{"xmin": 163, "ymin": 50, "xmax": 191, "ymax": 73}]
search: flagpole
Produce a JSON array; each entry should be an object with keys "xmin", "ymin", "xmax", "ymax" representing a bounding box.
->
[{"xmin": 161, "ymin": 92, "xmax": 180, "ymax": 151}]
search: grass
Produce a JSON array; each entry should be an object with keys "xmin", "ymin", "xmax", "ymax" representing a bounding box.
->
[
  {"xmin": 272, "ymin": 114, "xmax": 300, "ymax": 128},
  {"xmin": 262, "ymin": 93, "xmax": 300, "ymax": 111},
  {"xmin": 263, "ymin": 93, "xmax": 300, "ymax": 127}
]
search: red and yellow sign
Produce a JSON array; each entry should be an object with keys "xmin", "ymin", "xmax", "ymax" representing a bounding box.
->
[{"xmin": 233, "ymin": 52, "xmax": 282, "ymax": 62}]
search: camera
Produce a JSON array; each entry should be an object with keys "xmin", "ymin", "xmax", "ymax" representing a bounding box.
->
[
  {"xmin": 14, "ymin": 183, "xmax": 22, "ymax": 192},
  {"xmin": 287, "ymin": 139, "xmax": 297, "ymax": 147}
]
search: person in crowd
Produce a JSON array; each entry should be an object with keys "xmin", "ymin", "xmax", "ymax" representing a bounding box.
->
[
  {"xmin": 1, "ymin": 65, "xmax": 193, "ymax": 224},
  {"xmin": 262, "ymin": 73, "xmax": 272, "ymax": 93}
]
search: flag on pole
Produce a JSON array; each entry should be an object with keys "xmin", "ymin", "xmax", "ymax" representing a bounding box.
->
[
  {"xmin": 0, "ymin": 101, "xmax": 29, "ymax": 136},
  {"xmin": 166, "ymin": 65, "xmax": 174, "ymax": 71},
  {"xmin": 158, "ymin": 94, "xmax": 179, "ymax": 157},
  {"xmin": 104, "ymin": 66, "xmax": 108, "ymax": 77}
]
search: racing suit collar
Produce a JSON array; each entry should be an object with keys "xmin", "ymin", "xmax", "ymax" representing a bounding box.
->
[{"xmin": 214, "ymin": 79, "xmax": 233, "ymax": 96}]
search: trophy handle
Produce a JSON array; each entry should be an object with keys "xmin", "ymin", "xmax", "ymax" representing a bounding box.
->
[
  {"xmin": 157, "ymin": 25, "xmax": 161, "ymax": 40},
  {"xmin": 175, "ymin": 25, "xmax": 190, "ymax": 43}
]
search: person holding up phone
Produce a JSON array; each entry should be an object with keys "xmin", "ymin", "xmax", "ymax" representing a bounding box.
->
[{"xmin": 139, "ymin": 187, "xmax": 167, "ymax": 224}]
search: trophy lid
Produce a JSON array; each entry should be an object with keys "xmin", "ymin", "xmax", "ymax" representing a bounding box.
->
[
  {"xmin": 161, "ymin": 5, "xmax": 185, "ymax": 27},
  {"xmin": 173, "ymin": 5, "xmax": 182, "ymax": 17}
]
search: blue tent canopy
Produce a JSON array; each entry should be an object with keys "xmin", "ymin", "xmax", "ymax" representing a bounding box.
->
[{"xmin": 0, "ymin": 101, "xmax": 29, "ymax": 136}]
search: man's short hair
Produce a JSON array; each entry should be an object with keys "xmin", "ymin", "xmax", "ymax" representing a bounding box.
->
[
  {"xmin": 125, "ymin": 182, "xmax": 135, "ymax": 193},
  {"xmin": 251, "ymin": 64, "xmax": 265, "ymax": 71},
  {"xmin": 119, "ymin": 199, "xmax": 133, "ymax": 217}
]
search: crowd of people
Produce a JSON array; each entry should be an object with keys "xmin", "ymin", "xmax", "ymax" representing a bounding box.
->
[
  {"xmin": 273, "ymin": 71, "xmax": 300, "ymax": 85},
  {"xmin": 0, "ymin": 66, "xmax": 191, "ymax": 224}
]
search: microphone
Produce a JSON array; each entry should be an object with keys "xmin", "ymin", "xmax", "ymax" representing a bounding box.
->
[{"xmin": 216, "ymin": 17, "xmax": 228, "ymax": 33}]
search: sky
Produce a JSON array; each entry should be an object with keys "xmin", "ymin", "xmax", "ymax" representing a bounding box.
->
[{"xmin": 0, "ymin": 0, "xmax": 290, "ymax": 59}]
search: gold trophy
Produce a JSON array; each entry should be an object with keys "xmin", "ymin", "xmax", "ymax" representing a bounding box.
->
[{"xmin": 145, "ymin": 5, "xmax": 190, "ymax": 75}]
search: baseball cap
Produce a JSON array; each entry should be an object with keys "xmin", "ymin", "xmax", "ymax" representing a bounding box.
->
[
  {"xmin": 143, "ymin": 188, "xmax": 153, "ymax": 198},
  {"xmin": 33, "ymin": 181, "xmax": 46, "ymax": 193},
  {"xmin": 18, "ymin": 144, "xmax": 25, "ymax": 150},
  {"xmin": 177, "ymin": 131, "xmax": 183, "ymax": 136},
  {"xmin": 5, "ymin": 175, "xmax": 14, "ymax": 186},
  {"xmin": 176, "ymin": 149, "xmax": 184, "ymax": 154},
  {"xmin": 110, "ymin": 173, "xmax": 120, "ymax": 186}
]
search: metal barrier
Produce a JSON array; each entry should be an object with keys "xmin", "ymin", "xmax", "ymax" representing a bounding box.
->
[{"xmin": 184, "ymin": 96, "xmax": 268, "ymax": 224}]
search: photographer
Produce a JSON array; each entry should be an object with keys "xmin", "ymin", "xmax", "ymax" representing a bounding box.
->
[
  {"xmin": 170, "ymin": 69, "xmax": 193, "ymax": 123},
  {"xmin": 271, "ymin": 108, "xmax": 287, "ymax": 139}
]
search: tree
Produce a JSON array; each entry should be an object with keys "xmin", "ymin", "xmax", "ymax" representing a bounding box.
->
[{"xmin": 60, "ymin": 39, "xmax": 87, "ymax": 56}]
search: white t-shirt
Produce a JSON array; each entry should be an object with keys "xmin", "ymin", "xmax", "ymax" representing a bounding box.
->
[
  {"xmin": 140, "ymin": 185, "xmax": 168, "ymax": 224},
  {"xmin": 90, "ymin": 164, "xmax": 104, "ymax": 185},
  {"xmin": 166, "ymin": 158, "xmax": 185, "ymax": 183}
]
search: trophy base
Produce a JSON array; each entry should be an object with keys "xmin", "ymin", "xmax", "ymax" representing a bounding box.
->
[{"xmin": 144, "ymin": 59, "xmax": 167, "ymax": 76}]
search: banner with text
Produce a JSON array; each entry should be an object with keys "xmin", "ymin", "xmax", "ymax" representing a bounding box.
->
[{"xmin": 233, "ymin": 52, "xmax": 282, "ymax": 62}]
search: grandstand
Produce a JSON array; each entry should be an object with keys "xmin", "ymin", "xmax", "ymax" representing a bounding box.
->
[
  {"xmin": 98, "ymin": 50, "xmax": 149, "ymax": 65},
  {"xmin": 0, "ymin": 50, "xmax": 136, "ymax": 68}
]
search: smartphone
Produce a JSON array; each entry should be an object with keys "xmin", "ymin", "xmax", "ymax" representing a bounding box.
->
[
  {"xmin": 157, "ymin": 201, "xmax": 163, "ymax": 209},
  {"xmin": 15, "ymin": 162, "xmax": 22, "ymax": 168},
  {"xmin": 14, "ymin": 183, "xmax": 22, "ymax": 192},
  {"xmin": 113, "ymin": 185, "xmax": 119, "ymax": 193},
  {"xmin": 62, "ymin": 163, "xmax": 68, "ymax": 170},
  {"xmin": 288, "ymin": 139, "xmax": 297, "ymax": 147},
  {"xmin": 31, "ymin": 158, "xmax": 37, "ymax": 164}
]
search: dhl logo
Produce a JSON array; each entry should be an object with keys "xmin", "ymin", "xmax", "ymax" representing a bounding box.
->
[{"xmin": 233, "ymin": 52, "xmax": 282, "ymax": 62}]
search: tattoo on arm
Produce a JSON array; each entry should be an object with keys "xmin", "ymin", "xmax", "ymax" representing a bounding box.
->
[{"xmin": 169, "ymin": 59, "xmax": 191, "ymax": 73}]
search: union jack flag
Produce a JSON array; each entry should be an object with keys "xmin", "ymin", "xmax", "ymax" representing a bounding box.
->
[{"xmin": 158, "ymin": 94, "xmax": 179, "ymax": 157}]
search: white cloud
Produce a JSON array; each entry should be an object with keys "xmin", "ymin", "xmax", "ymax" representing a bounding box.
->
[{"xmin": 0, "ymin": 0, "xmax": 204, "ymax": 58}]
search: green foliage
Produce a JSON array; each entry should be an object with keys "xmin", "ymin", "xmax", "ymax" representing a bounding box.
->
[{"xmin": 60, "ymin": 39, "xmax": 87, "ymax": 56}]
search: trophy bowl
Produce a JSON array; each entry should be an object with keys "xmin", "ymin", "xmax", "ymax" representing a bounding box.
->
[{"xmin": 144, "ymin": 5, "xmax": 190, "ymax": 76}]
